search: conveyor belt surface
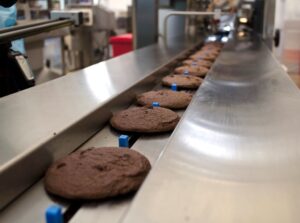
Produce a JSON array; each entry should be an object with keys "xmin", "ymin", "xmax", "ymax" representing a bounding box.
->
[
  {"xmin": 121, "ymin": 34, "xmax": 300, "ymax": 223},
  {"xmin": 0, "ymin": 36, "xmax": 200, "ymax": 222}
]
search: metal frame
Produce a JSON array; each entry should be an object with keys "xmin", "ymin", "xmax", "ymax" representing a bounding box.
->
[
  {"xmin": 163, "ymin": 11, "xmax": 229, "ymax": 44},
  {"xmin": 0, "ymin": 20, "xmax": 73, "ymax": 44}
]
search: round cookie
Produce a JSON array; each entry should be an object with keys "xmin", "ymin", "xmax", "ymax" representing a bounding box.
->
[
  {"xmin": 190, "ymin": 52, "xmax": 217, "ymax": 61},
  {"xmin": 110, "ymin": 107, "xmax": 180, "ymax": 133},
  {"xmin": 162, "ymin": 74, "xmax": 203, "ymax": 89},
  {"xmin": 202, "ymin": 43, "xmax": 222, "ymax": 51},
  {"xmin": 137, "ymin": 90, "xmax": 192, "ymax": 109},
  {"xmin": 174, "ymin": 65, "xmax": 208, "ymax": 77},
  {"xmin": 182, "ymin": 59, "xmax": 212, "ymax": 68},
  {"xmin": 201, "ymin": 46, "xmax": 221, "ymax": 53},
  {"xmin": 204, "ymin": 42, "xmax": 223, "ymax": 48},
  {"xmin": 44, "ymin": 147, "xmax": 151, "ymax": 200},
  {"xmin": 197, "ymin": 49, "xmax": 219, "ymax": 56},
  {"xmin": 202, "ymin": 44, "xmax": 221, "ymax": 49}
]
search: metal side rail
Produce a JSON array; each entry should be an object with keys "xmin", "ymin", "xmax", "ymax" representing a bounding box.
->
[{"xmin": 121, "ymin": 33, "xmax": 300, "ymax": 223}]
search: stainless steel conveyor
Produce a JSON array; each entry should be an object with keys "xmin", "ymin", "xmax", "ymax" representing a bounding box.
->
[
  {"xmin": 121, "ymin": 33, "xmax": 300, "ymax": 223},
  {"xmin": 2, "ymin": 31, "xmax": 299, "ymax": 223},
  {"xmin": 0, "ymin": 36, "xmax": 200, "ymax": 222}
]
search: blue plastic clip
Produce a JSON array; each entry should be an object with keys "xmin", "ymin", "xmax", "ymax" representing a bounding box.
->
[
  {"xmin": 45, "ymin": 205, "xmax": 63, "ymax": 223},
  {"xmin": 171, "ymin": 83, "xmax": 177, "ymax": 91},
  {"xmin": 152, "ymin": 102, "xmax": 160, "ymax": 107},
  {"xmin": 119, "ymin": 135, "xmax": 129, "ymax": 148},
  {"xmin": 183, "ymin": 70, "xmax": 189, "ymax": 75}
]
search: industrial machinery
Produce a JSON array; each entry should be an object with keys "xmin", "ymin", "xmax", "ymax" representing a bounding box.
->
[
  {"xmin": 52, "ymin": 2, "xmax": 116, "ymax": 71},
  {"xmin": 0, "ymin": 3, "xmax": 116, "ymax": 97},
  {"xmin": 0, "ymin": 15, "xmax": 80, "ymax": 97},
  {"xmin": 2, "ymin": 1, "xmax": 299, "ymax": 223}
]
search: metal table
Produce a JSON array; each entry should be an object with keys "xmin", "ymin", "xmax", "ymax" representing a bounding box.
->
[{"xmin": 121, "ymin": 34, "xmax": 300, "ymax": 223}]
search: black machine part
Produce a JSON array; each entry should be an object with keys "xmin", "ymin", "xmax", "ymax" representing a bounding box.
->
[
  {"xmin": 0, "ymin": 44, "xmax": 35, "ymax": 97},
  {"xmin": 0, "ymin": 19, "xmax": 75, "ymax": 97}
]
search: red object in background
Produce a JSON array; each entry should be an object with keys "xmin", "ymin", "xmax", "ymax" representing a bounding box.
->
[{"xmin": 109, "ymin": 34, "xmax": 133, "ymax": 57}]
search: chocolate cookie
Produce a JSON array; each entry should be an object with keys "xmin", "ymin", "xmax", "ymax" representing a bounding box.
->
[
  {"xmin": 110, "ymin": 107, "xmax": 180, "ymax": 133},
  {"xmin": 204, "ymin": 42, "xmax": 223, "ymax": 48},
  {"xmin": 182, "ymin": 59, "xmax": 212, "ymax": 68},
  {"xmin": 174, "ymin": 65, "xmax": 208, "ymax": 77},
  {"xmin": 190, "ymin": 52, "xmax": 217, "ymax": 61},
  {"xmin": 197, "ymin": 49, "xmax": 219, "ymax": 56},
  {"xmin": 137, "ymin": 90, "xmax": 192, "ymax": 109},
  {"xmin": 162, "ymin": 74, "xmax": 203, "ymax": 89},
  {"xmin": 202, "ymin": 44, "xmax": 221, "ymax": 49},
  {"xmin": 44, "ymin": 147, "xmax": 151, "ymax": 200}
]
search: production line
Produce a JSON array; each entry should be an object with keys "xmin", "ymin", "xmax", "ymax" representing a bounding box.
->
[
  {"xmin": 0, "ymin": 35, "xmax": 209, "ymax": 222},
  {"xmin": 2, "ymin": 0, "xmax": 300, "ymax": 222},
  {"xmin": 2, "ymin": 30, "xmax": 300, "ymax": 222}
]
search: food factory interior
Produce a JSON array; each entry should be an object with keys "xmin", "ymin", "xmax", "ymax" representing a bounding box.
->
[{"xmin": 1, "ymin": 0, "xmax": 300, "ymax": 222}]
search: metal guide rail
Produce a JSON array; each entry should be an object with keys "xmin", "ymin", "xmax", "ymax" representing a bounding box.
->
[
  {"xmin": 120, "ymin": 33, "xmax": 300, "ymax": 223},
  {"xmin": 0, "ymin": 36, "xmax": 203, "ymax": 222}
]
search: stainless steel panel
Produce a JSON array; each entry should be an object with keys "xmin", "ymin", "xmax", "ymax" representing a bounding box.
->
[
  {"xmin": 0, "ymin": 126, "xmax": 117, "ymax": 223},
  {"xmin": 0, "ymin": 37, "xmax": 199, "ymax": 210},
  {"xmin": 121, "ymin": 34, "xmax": 300, "ymax": 223},
  {"xmin": 0, "ymin": 182, "xmax": 68, "ymax": 223}
]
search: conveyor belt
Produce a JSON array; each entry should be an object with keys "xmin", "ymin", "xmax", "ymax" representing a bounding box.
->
[
  {"xmin": 0, "ymin": 107, "xmax": 183, "ymax": 223},
  {"xmin": 69, "ymin": 129, "xmax": 173, "ymax": 223},
  {"xmin": 0, "ymin": 36, "xmax": 202, "ymax": 222},
  {"xmin": 120, "ymin": 33, "xmax": 300, "ymax": 223}
]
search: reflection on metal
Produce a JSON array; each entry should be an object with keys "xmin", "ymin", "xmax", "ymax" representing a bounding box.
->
[
  {"xmin": 121, "ymin": 33, "xmax": 300, "ymax": 223},
  {"xmin": 163, "ymin": 11, "xmax": 230, "ymax": 45}
]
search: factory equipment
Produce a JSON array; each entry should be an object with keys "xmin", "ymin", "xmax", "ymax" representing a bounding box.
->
[
  {"xmin": 53, "ymin": 3, "xmax": 116, "ymax": 70},
  {"xmin": 0, "ymin": 2, "xmax": 116, "ymax": 97},
  {"xmin": 2, "ymin": 1, "xmax": 298, "ymax": 223},
  {"xmin": 0, "ymin": 16, "xmax": 80, "ymax": 97}
]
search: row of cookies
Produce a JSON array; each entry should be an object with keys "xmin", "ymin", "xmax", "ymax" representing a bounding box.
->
[
  {"xmin": 110, "ymin": 42, "xmax": 223, "ymax": 133},
  {"xmin": 160, "ymin": 41, "xmax": 223, "ymax": 90},
  {"xmin": 43, "ymin": 42, "xmax": 223, "ymax": 204}
]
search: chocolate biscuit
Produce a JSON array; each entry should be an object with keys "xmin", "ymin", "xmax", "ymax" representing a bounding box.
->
[
  {"xmin": 182, "ymin": 59, "xmax": 212, "ymax": 68},
  {"xmin": 174, "ymin": 65, "xmax": 208, "ymax": 77},
  {"xmin": 137, "ymin": 90, "xmax": 192, "ymax": 109},
  {"xmin": 110, "ymin": 107, "xmax": 180, "ymax": 133},
  {"xmin": 44, "ymin": 147, "xmax": 151, "ymax": 200},
  {"xmin": 190, "ymin": 52, "xmax": 217, "ymax": 61},
  {"xmin": 162, "ymin": 74, "xmax": 203, "ymax": 89}
]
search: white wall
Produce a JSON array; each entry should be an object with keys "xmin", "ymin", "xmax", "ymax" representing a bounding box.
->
[
  {"xmin": 284, "ymin": 0, "xmax": 300, "ymax": 20},
  {"xmin": 100, "ymin": 0, "xmax": 132, "ymax": 16}
]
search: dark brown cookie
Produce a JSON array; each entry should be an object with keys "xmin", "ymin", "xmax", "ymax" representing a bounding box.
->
[
  {"xmin": 197, "ymin": 49, "xmax": 219, "ymax": 56},
  {"xmin": 162, "ymin": 74, "xmax": 203, "ymax": 89},
  {"xmin": 174, "ymin": 65, "xmax": 208, "ymax": 77},
  {"xmin": 110, "ymin": 107, "xmax": 180, "ymax": 133},
  {"xmin": 137, "ymin": 90, "xmax": 192, "ymax": 109},
  {"xmin": 44, "ymin": 147, "xmax": 151, "ymax": 200},
  {"xmin": 190, "ymin": 51, "xmax": 217, "ymax": 61},
  {"xmin": 204, "ymin": 42, "xmax": 223, "ymax": 48},
  {"xmin": 182, "ymin": 59, "xmax": 212, "ymax": 68},
  {"xmin": 201, "ymin": 47, "xmax": 221, "ymax": 53},
  {"xmin": 202, "ymin": 44, "xmax": 221, "ymax": 49}
]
